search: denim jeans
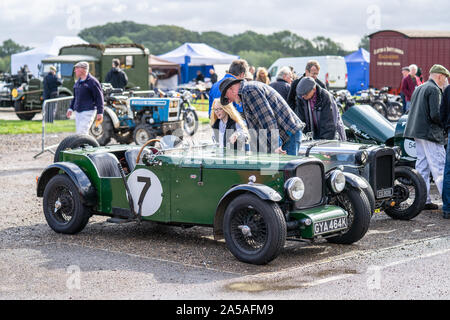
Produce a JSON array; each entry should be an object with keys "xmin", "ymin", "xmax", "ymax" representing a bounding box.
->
[
  {"xmin": 442, "ymin": 132, "xmax": 450, "ymax": 213},
  {"xmin": 283, "ymin": 130, "xmax": 302, "ymax": 156}
]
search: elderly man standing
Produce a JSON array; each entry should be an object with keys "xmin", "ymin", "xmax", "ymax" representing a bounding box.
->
[
  {"xmin": 404, "ymin": 64, "xmax": 450, "ymax": 211},
  {"xmin": 43, "ymin": 65, "xmax": 62, "ymax": 100},
  {"xmin": 269, "ymin": 66, "xmax": 292, "ymax": 102},
  {"xmin": 220, "ymin": 78, "xmax": 304, "ymax": 155},
  {"xmin": 66, "ymin": 61, "xmax": 104, "ymax": 135}
]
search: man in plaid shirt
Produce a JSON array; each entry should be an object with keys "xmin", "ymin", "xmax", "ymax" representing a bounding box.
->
[{"xmin": 220, "ymin": 78, "xmax": 304, "ymax": 155}]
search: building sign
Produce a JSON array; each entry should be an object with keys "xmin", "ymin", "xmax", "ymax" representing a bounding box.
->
[{"xmin": 373, "ymin": 47, "xmax": 404, "ymax": 66}]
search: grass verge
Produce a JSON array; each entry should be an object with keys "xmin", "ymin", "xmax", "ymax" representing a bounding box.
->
[{"xmin": 0, "ymin": 119, "xmax": 76, "ymax": 134}]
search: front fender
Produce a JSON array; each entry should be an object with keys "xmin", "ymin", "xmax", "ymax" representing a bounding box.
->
[
  {"xmin": 213, "ymin": 184, "xmax": 282, "ymax": 240},
  {"xmin": 342, "ymin": 171, "xmax": 369, "ymax": 190},
  {"xmin": 37, "ymin": 162, "xmax": 97, "ymax": 206}
]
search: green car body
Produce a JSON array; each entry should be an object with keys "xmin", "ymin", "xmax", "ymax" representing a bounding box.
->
[{"xmin": 37, "ymin": 139, "xmax": 368, "ymax": 265}]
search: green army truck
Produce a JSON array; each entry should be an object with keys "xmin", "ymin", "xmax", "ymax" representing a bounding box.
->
[{"xmin": 11, "ymin": 43, "xmax": 150, "ymax": 120}]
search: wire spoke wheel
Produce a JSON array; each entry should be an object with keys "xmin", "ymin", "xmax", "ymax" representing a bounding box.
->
[
  {"xmin": 47, "ymin": 185, "xmax": 75, "ymax": 224},
  {"xmin": 230, "ymin": 205, "xmax": 268, "ymax": 254}
]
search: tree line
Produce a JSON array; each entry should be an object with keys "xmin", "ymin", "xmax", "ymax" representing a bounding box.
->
[
  {"xmin": 78, "ymin": 21, "xmax": 353, "ymax": 68},
  {"xmin": 0, "ymin": 39, "xmax": 31, "ymax": 73}
]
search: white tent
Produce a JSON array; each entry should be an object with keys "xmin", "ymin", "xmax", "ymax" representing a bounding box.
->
[
  {"xmin": 11, "ymin": 36, "xmax": 88, "ymax": 77},
  {"xmin": 158, "ymin": 43, "xmax": 238, "ymax": 65}
]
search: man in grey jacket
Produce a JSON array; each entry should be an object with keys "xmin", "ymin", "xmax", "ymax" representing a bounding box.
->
[{"xmin": 404, "ymin": 64, "xmax": 450, "ymax": 210}]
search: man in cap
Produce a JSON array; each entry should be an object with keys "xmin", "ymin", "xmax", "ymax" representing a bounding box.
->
[
  {"xmin": 440, "ymin": 69, "xmax": 450, "ymax": 219},
  {"xmin": 404, "ymin": 64, "xmax": 450, "ymax": 211},
  {"xmin": 220, "ymin": 77, "xmax": 304, "ymax": 155},
  {"xmin": 43, "ymin": 65, "xmax": 62, "ymax": 100},
  {"xmin": 66, "ymin": 61, "xmax": 104, "ymax": 135},
  {"xmin": 294, "ymin": 76, "xmax": 337, "ymax": 140}
]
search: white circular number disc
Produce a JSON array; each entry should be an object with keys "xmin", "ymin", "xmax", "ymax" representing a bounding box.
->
[
  {"xmin": 403, "ymin": 139, "xmax": 417, "ymax": 158},
  {"xmin": 127, "ymin": 168, "xmax": 163, "ymax": 217}
]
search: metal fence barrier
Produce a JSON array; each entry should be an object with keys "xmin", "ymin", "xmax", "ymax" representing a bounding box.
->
[{"xmin": 34, "ymin": 96, "xmax": 73, "ymax": 159}]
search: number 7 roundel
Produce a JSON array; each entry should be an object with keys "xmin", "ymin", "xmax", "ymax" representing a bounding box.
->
[{"xmin": 127, "ymin": 169, "xmax": 163, "ymax": 216}]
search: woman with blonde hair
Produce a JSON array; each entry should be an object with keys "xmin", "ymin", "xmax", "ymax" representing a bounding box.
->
[
  {"xmin": 255, "ymin": 67, "xmax": 270, "ymax": 84},
  {"xmin": 210, "ymin": 98, "xmax": 249, "ymax": 149}
]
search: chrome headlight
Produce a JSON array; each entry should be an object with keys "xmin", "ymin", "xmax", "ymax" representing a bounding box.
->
[
  {"xmin": 355, "ymin": 150, "xmax": 368, "ymax": 165},
  {"xmin": 393, "ymin": 146, "xmax": 402, "ymax": 160},
  {"xmin": 329, "ymin": 170, "xmax": 346, "ymax": 193},
  {"xmin": 284, "ymin": 177, "xmax": 305, "ymax": 201}
]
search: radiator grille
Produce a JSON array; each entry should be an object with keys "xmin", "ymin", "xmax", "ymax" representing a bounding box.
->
[
  {"xmin": 375, "ymin": 155, "xmax": 393, "ymax": 190},
  {"xmin": 294, "ymin": 163, "xmax": 323, "ymax": 209}
]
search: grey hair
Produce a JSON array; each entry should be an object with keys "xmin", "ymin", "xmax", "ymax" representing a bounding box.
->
[
  {"xmin": 409, "ymin": 64, "xmax": 418, "ymax": 71},
  {"xmin": 276, "ymin": 66, "xmax": 291, "ymax": 79}
]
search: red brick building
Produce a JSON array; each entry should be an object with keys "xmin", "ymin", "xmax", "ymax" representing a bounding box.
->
[{"xmin": 369, "ymin": 30, "xmax": 450, "ymax": 93}]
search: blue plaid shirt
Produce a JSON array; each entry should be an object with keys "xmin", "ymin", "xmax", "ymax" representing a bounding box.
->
[{"xmin": 238, "ymin": 81, "xmax": 304, "ymax": 145}]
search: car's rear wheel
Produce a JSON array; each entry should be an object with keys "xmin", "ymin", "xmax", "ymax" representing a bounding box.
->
[
  {"xmin": 43, "ymin": 174, "xmax": 90, "ymax": 234},
  {"xmin": 223, "ymin": 194, "xmax": 286, "ymax": 265},
  {"xmin": 327, "ymin": 186, "xmax": 371, "ymax": 244},
  {"xmin": 53, "ymin": 134, "xmax": 100, "ymax": 162},
  {"xmin": 385, "ymin": 166, "xmax": 426, "ymax": 220}
]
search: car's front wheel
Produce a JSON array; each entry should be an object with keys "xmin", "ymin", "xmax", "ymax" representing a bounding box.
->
[
  {"xmin": 223, "ymin": 194, "xmax": 286, "ymax": 265},
  {"xmin": 43, "ymin": 174, "xmax": 91, "ymax": 234},
  {"xmin": 327, "ymin": 186, "xmax": 371, "ymax": 244}
]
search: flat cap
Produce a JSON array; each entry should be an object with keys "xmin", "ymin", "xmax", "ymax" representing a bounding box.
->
[
  {"xmin": 429, "ymin": 64, "xmax": 450, "ymax": 77},
  {"xmin": 296, "ymin": 76, "xmax": 316, "ymax": 97},
  {"xmin": 219, "ymin": 77, "xmax": 243, "ymax": 105},
  {"xmin": 74, "ymin": 61, "xmax": 89, "ymax": 69}
]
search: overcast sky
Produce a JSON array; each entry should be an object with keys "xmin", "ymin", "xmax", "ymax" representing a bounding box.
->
[{"xmin": 1, "ymin": 0, "xmax": 449, "ymax": 52}]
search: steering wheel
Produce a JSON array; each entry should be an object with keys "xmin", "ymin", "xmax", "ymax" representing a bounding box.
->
[{"xmin": 136, "ymin": 138, "xmax": 161, "ymax": 165}]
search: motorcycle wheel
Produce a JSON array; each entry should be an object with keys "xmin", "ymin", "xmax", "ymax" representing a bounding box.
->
[
  {"xmin": 372, "ymin": 101, "xmax": 388, "ymax": 118},
  {"xmin": 386, "ymin": 101, "xmax": 404, "ymax": 121},
  {"xmin": 384, "ymin": 166, "xmax": 427, "ymax": 220},
  {"xmin": 183, "ymin": 109, "xmax": 198, "ymax": 136}
]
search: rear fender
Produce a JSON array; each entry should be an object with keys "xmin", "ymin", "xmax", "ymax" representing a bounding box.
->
[
  {"xmin": 104, "ymin": 106, "xmax": 120, "ymax": 129},
  {"xmin": 213, "ymin": 184, "xmax": 282, "ymax": 240},
  {"xmin": 36, "ymin": 162, "xmax": 97, "ymax": 206}
]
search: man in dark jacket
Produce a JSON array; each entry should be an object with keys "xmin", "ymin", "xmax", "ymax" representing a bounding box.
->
[
  {"xmin": 269, "ymin": 66, "xmax": 292, "ymax": 102},
  {"xmin": 287, "ymin": 60, "xmax": 326, "ymax": 110},
  {"xmin": 43, "ymin": 66, "xmax": 62, "ymax": 100},
  {"xmin": 294, "ymin": 77, "xmax": 336, "ymax": 140},
  {"xmin": 404, "ymin": 64, "xmax": 450, "ymax": 211},
  {"xmin": 105, "ymin": 58, "xmax": 128, "ymax": 89},
  {"xmin": 66, "ymin": 61, "xmax": 104, "ymax": 135},
  {"xmin": 440, "ymin": 79, "xmax": 450, "ymax": 219}
]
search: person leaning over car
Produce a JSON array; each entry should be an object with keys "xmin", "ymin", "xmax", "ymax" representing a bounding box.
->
[
  {"xmin": 294, "ymin": 76, "xmax": 337, "ymax": 140},
  {"xmin": 287, "ymin": 60, "xmax": 327, "ymax": 110},
  {"xmin": 66, "ymin": 61, "xmax": 104, "ymax": 135},
  {"xmin": 208, "ymin": 59, "xmax": 249, "ymax": 117},
  {"xmin": 404, "ymin": 64, "xmax": 450, "ymax": 212},
  {"xmin": 220, "ymin": 77, "xmax": 304, "ymax": 155}
]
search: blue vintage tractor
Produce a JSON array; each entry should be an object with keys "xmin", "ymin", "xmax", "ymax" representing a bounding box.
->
[{"xmin": 90, "ymin": 85, "xmax": 198, "ymax": 145}]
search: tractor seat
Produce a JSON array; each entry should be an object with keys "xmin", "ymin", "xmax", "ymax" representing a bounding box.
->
[{"xmin": 88, "ymin": 153, "xmax": 121, "ymax": 178}]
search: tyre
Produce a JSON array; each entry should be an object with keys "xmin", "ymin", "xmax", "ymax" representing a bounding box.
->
[
  {"xmin": 372, "ymin": 101, "xmax": 388, "ymax": 118},
  {"xmin": 43, "ymin": 174, "xmax": 91, "ymax": 234},
  {"xmin": 386, "ymin": 101, "xmax": 404, "ymax": 121},
  {"xmin": 223, "ymin": 193, "xmax": 286, "ymax": 265},
  {"xmin": 89, "ymin": 112, "xmax": 114, "ymax": 146},
  {"xmin": 183, "ymin": 109, "xmax": 198, "ymax": 136},
  {"xmin": 54, "ymin": 134, "xmax": 100, "ymax": 162},
  {"xmin": 133, "ymin": 124, "xmax": 157, "ymax": 145},
  {"xmin": 361, "ymin": 183, "xmax": 376, "ymax": 215},
  {"xmin": 385, "ymin": 166, "xmax": 426, "ymax": 220},
  {"xmin": 14, "ymin": 100, "xmax": 36, "ymax": 120},
  {"xmin": 114, "ymin": 130, "xmax": 134, "ymax": 144},
  {"xmin": 327, "ymin": 186, "xmax": 372, "ymax": 244}
]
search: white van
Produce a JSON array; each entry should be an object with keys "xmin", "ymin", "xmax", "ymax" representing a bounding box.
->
[{"xmin": 268, "ymin": 56, "xmax": 348, "ymax": 89}]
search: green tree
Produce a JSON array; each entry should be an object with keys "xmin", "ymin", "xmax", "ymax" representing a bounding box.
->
[
  {"xmin": 358, "ymin": 34, "xmax": 370, "ymax": 51},
  {"xmin": 105, "ymin": 36, "xmax": 133, "ymax": 44},
  {"xmin": 0, "ymin": 39, "xmax": 30, "ymax": 58}
]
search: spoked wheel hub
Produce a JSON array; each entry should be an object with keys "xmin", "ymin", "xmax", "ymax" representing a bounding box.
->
[{"xmin": 230, "ymin": 205, "xmax": 268, "ymax": 253}]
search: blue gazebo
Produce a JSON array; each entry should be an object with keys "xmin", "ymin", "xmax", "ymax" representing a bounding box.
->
[{"xmin": 345, "ymin": 48, "xmax": 370, "ymax": 94}]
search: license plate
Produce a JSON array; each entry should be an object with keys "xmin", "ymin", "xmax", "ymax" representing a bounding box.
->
[
  {"xmin": 377, "ymin": 188, "xmax": 393, "ymax": 198},
  {"xmin": 313, "ymin": 217, "xmax": 348, "ymax": 235}
]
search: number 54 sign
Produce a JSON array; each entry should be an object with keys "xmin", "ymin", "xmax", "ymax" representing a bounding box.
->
[{"xmin": 128, "ymin": 169, "xmax": 163, "ymax": 216}]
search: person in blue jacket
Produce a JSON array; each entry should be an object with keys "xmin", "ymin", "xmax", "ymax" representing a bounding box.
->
[
  {"xmin": 208, "ymin": 59, "xmax": 249, "ymax": 117},
  {"xmin": 43, "ymin": 66, "xmax": 62, "ymax": 100},
  {"xmin": 66, "ymin": 61, "xmax": 104, "ymax": 135}
]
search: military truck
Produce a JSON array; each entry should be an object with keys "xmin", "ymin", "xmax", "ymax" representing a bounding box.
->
[{"xmin": 11, "ymin": 43, "xmax": 150, "ymax": 120}]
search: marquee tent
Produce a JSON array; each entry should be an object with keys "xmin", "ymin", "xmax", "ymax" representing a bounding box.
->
[
  {"xmin": 345, "ymin": 48, "xmax": 370, "ymax": 94},
  {"xmin": 158, "ymin": 43, "xmax": 239, "ymax": 84},
  {"xmin": 11, "ymin": 36, "xmax": 88, "ymax": 77}
]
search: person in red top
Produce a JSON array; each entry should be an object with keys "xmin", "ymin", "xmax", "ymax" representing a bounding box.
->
[
  {"xmin": 401, "ymin": 66, "xmax": 417, "ymax": 112},
  {"xmin": 409, "ymin": 64, "xmax": 423, "ymax": 86}
]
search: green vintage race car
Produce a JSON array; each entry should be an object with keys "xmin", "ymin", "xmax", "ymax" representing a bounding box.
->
[{"xmin": 37, "ymin": 135, "xmax": 372, "ymax": 265}]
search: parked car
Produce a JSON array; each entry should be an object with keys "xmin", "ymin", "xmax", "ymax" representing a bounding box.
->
[
  {"xmin": 37, "ymin": 134, "xmax": 372, "ymax": 265},
  {"xmin": 268, "ymin": 55, "xmax": 348, "ymax": 89}
]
